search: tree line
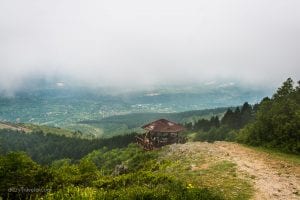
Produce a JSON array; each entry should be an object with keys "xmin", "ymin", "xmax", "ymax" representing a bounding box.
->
[
  {"xmin": 0, "ymin": 130, "xmax": 137, "ymax": 164},
  {"xmin": 238, "ymin": 78, "xmax": 300, "ymax": 153},
  {"xmin": 185, "ymin": 102, "xmax": 257, "ymax": 132},
  {"xmin": 185, "ymin": 78, "xmax": 300, "ymax": 154}
]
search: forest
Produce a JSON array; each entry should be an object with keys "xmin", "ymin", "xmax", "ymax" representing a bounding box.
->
[
  {"xmin": 186, "ymin": 78, "xmax": 300, "ymax": 154},
  {"xmin": 0, "ymin": 130, "xmax": 136, "ymax": 164}
]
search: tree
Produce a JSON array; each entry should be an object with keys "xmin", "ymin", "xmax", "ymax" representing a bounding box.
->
[
  {"xmin": 221, "ymin": 109, "xmax": 234, "ymax": 127},
  {"xmin": 238, "ymin": 78, "xmax": 300, "ymax": 154},
  {"xmin": 240, "ymin": 102, "xmax": 253, "ymax": 127},
  {"xmin": 0, "ymin": 152, "xmax": 53, "ymax": 199},
  {"xmin": 210, "ymin": 116, "xmax": 220, "ymax": 128},
  {"xmin": 273, "ymin": 78, "xmax": 295, "ymax": 99}
]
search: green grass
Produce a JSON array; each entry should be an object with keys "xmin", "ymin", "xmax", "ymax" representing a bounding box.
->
[
  {"xmin": 159, "ymin": 146, "xmax": 254, "ymax": 200},
  {"xmin": 243, "ymin": 145, "xmax": 300, "ymax": 165},
  {"xmin": 75, "ymin": 143, "xmax": 254, "ymax": 199}
]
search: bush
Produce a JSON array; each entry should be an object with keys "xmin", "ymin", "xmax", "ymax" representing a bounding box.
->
[{"xmin": 0, "ymin": 152, "xmax": 53, "ymax": 200}]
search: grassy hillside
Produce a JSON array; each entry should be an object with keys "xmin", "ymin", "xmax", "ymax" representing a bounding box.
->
[
  {"xmin": 0, "ymin": 122, "xmax": 31, "ymax": 133},
  {"xmin": 0, "ymin": 140, "xmax": 255, "ymax": 200}
]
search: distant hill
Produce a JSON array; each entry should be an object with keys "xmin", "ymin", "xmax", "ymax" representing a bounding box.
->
[
  {"xmin": 0, "ymin": 121, "xmax": 96, "ymax": 139},
  {"xmin": 79, "ymin": 107, "xmax": 229, "ymax": 136},
  {"xmin": 0, "ymin": 107, "xmax": 229, "ymax": 138}
]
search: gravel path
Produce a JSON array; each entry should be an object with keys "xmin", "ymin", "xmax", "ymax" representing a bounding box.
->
[
  {"xmin": 169, "ymin": 142, "xmax": 300, "ymax": 200},
  {"xmin": 214, "ymin": 142, "xmax": 300, "ymax": 200}
]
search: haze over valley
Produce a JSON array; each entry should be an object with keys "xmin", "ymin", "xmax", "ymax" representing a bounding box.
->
[
  {"xmin": 0, "ymin": 78, "xmax": 271, "ymax": 136},
  {"xmin": 0, "ymin": 1, "xmax": 299, "ymax": 200}
]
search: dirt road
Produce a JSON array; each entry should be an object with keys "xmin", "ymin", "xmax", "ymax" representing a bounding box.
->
[
  {"xmin": 215, "ymin": 142, "xmax": 300, "ymax": 200},
  {"xmin": 172, "ymin": 142, "xmax": 300, "ymax": 200}
]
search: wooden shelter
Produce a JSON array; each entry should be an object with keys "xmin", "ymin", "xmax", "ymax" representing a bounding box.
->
[{"xmin": 136, "ymin": 119, "xmax": 186, "ymax": 150}]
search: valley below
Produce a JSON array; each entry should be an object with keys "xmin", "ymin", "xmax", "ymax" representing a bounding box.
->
[{"xmin": 0, "ymin": 84, "xmax": 268, "ymax": 137}]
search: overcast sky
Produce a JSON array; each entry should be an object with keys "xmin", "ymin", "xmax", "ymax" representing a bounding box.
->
[{"xmin": 0, "ymin": 0, "xmax": 299, "ymax": 94}]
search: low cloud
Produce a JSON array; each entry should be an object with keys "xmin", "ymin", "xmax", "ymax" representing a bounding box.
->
[{"xmin": 0, "ymin": 0, "xmax": 299, "ymax": 94}]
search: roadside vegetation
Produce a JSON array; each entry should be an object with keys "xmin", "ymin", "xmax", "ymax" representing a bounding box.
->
[{"xmin": 244, "ymin": 145, "xmax": 300, "ymax": 165}]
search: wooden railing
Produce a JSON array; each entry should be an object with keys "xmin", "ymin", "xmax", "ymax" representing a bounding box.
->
[
  {"xmin": 135, "ymin": 136, "xmax": 153, "ymax": 150},
  {"xmin": 135, "ymin": 135, "xmax": 187, "ymax": 150}
]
